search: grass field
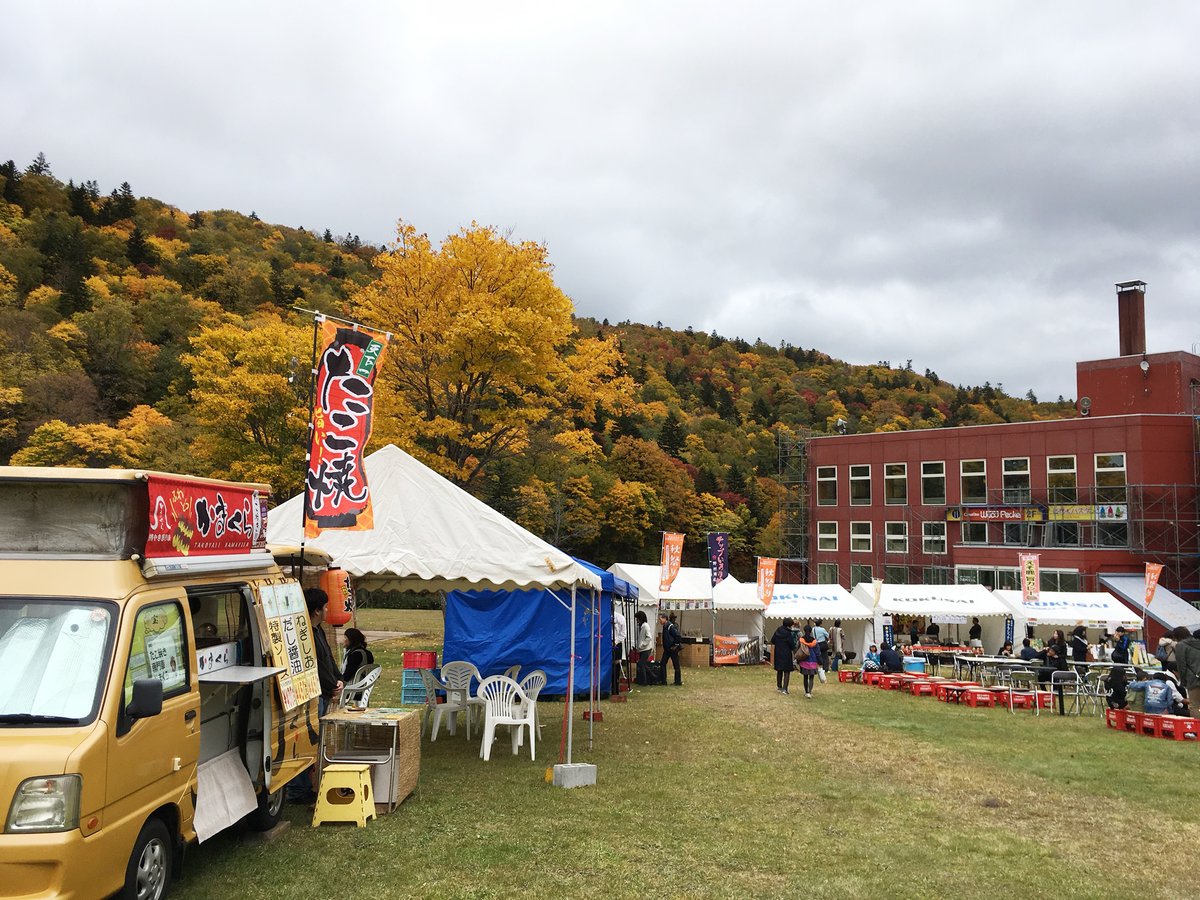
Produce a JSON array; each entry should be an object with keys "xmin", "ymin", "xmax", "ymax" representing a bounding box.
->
[{"xmin": 173, "ymin": 612, "xmax": 1200, "ymax": 900}]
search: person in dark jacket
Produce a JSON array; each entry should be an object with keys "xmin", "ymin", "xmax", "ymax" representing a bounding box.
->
[
  {"xmin": 1110, "ymin": 626, "xmax": 1132, "ymax": 664},
  {"xmin": 879, "ymin": 641, "xmax": 904, "ymax": 674},
  {"xmin": 968, "ymin": 617, "xmax": 982, "ymax": 644},
  {"xmin": 341, "ymin": 627, "xmax": 374, "ymax": 683},
  {"xmin": 288, "ymin": 588, "xmax": 344, "ymax": 803},
  {"xmin": 1039, "ymin": 629, "xmax": 1070, "ymax": 715},
  {"xmin": 1018, "ymin": 638, "xmax": 1042, "ymax": 662},
  {"xmin": 770, "ymin": 618, "xmax": 798, "ymax": 694},
  {"xmin": 1105, "ymin": 666, "xmax": 1128, "ymax": 710},
  {"xmin": 1069, "ymin": 625, "xmax": 1089, "ymax": 668},
  {"xmin": 1173, "ymin": 626, "xmax": 1200, "ymax": 719},
  {"xmin": 659, "ymin": 613, "xmax": 683, "ymax": 686}
]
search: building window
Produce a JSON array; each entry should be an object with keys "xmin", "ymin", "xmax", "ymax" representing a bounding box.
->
[
  {"xmin": 817, "ymin": 562, "xmax": 839, "ymax": 585},
  {"xmin": 1047, "ymin": 455, "xmax": 1077, "ymax": 503},
  {"xmin": 1095, "ymin": 453, "xmax": 1127, "ymax": 504},
  {"xmin": 1004, "ymin": 523, "xmax": 1029, "ymax": 545},
  {"xmin": 1098, "ymin": 521, "xmax": 1129, "ymax": 547},
  {"xmin": 995, "ymin": 568, "xmax": 1019, "ymax": 590},
  {"xmin": 1050, "ymin": 522, "xmax": 1080, "ymax": 546},
  {"xmin": 885, "ymin": 521, "xmax": 908, "ymax": 554},
  {"xmin": 921, "ymin": 461, "xmax": 946, "ymax": 505},
  {"xmin": 849, "ymin": 465, "xmax": 871, "ymax": 506},
  {"xmin": 961, "ymin": 522, "xmax": 988, "ymax": 545},
  {"xmin": 884, "ymin": 463, "xmax": 907, "ymax": 506},
  {"xmin": 817, "ymin": 466, "xmax": 837, "ymax": 506},
  {"xmin": 1041, "ymin": 569, "xmax": 1082, "ymax": 592},
  {"xmin": 1002, "ymin": 457, "xmax": 1030, "ymax": 504},
  {"xmin": 961, "ymin": 459, "xmax": 987, "ymax": 505},
  {"xmin": 923, "ymin": 566, "xmax": 953, "ymax": 585},
  {"xmin": 817, "ymin": 521, "xmax": 838, "ymax": 552},
  {"xmin": 884, "ymin": 565, "xmax": 908, "ymax": 584},
  {"xmin": 850, "ymin": 521, "xmax": 871, "ymax": 552},
  {"xmin": 956, "ymin": 566, "xmax": 996, "ymax": 589},
  {"xmin": 922, "ymin": 522, "xmax": 947, "ymax": 555},
  {"xmin": 850, "ymin": 563, "xmax": 873, "ymax": 586}
]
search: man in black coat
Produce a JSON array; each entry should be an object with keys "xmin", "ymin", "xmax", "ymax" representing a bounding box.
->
[
  {"xmin": 659, "ymin": 613, "xmax": 683, "ymax": 686},
  {"xmin": 879, "ymin": 641, "xmax": 904, "ymax": 674}
]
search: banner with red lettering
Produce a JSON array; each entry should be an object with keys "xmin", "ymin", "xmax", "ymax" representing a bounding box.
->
[
  {"xmin": 712, "ymin": 635, "xmax": 741, "ymax": 665},
  {"xmin": 659, "ymin": 532, "xmax": 685, "ymax": 592},
  {"xmin": 1019, "ymin": 553, "xmax": 1040, "ymax": 602},
  {"xmin": 146, "ymin": 475, "xmax": 268, "ymax": 558},
  {"xmin": 757, "ymin": 558, "xmax": 777, "ymax": 606},
  {"xmin": 305, "ymin": 318, "xmax": 389, "ymax": 538},
  {"xmin": 1144, "ymin": 562, "xmax": 1164, "ymax": 607}
]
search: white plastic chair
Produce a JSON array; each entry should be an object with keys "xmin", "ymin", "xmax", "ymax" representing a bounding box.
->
[
  {"xmin": 419, "ymin": 668, "xmax": 467, "ymax": 741},
  {"xmin": 339, "ymin": 663, "xmax": 382, "ymax": 711},
  {"xmin": 516, "ymin": 669, "xmax": 546, "ymax": 745},
  {"xmin": 440, "ymin": 661, "xmax": 484, "ymax": 739},
  {"xmin": 476, "ymin": 675, "xmax": 536, "ymax": 762},
  {"xmin": 503, "ymin": 664, "xmax": 521, "ymax": 681}
]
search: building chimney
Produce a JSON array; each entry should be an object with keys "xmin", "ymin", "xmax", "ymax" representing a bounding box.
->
[{"xmin": 1116, "ymin": 280, "xmax": 1146, "ymax": 356}]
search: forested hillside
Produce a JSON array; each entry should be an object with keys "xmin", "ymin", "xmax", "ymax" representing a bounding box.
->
[{"xmin": 0, "ymin": 154, "xmax": 1076, "ymax": 575}]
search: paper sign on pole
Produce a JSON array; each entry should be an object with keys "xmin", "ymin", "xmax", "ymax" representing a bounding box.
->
[
  {"xmin": 1019, "ymin": 553, "xmax": 1040, "ymax": 602},
  {"xmin": 659, "ymin": 532, "xmax": 685, "ymax": 592},
  {"xmin": 1144, "ymin": 562, "xmax": 1164, "ymax": 607}
]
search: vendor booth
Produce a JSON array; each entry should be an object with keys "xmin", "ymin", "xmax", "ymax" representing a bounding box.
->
[
  {"xmin": 992, "ymin": 590, "xmax": 1142, "ymax": 655},
  {"xmin": 850, "ymin": 582, "xmax": 1015, "ymax": 656},
  {"xmin": 764, "ymin": 584, "xmax": 874, "ymax": 662},
  {"xmin": 710, "ymin": 578, "xmax": 767, "ymax": 664},
  {"xmin": 266, "ymin": 444, "xmax": 605, "ymax": 756}
]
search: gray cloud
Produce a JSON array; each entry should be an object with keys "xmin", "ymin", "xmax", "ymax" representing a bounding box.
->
[{"xmin": 3, "ymin": 1, "xmax": 1197, "ymax": 399}]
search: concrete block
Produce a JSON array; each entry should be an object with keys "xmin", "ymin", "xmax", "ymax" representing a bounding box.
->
[{"xmin": 552, "ymin": 763, "xmax": 597, "ymax": 789}]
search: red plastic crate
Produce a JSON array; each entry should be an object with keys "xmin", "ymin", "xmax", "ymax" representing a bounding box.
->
[{"xmin": 402, "ymin": 650, "xmax": 438, "ymax": 669}]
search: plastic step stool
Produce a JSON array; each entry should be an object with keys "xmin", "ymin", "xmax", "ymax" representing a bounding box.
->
[{"xmin": 312, "ymin": 763, "xmax": 375, "ymax": 828}]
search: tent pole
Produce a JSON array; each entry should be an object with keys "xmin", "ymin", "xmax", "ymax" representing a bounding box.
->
[
  {"xmin": 588, "ymin": 587, "xmax": 597, "ymax": 750},
  {"xmin": 567, "ymin": 584, "xmax": 576, "ymax": 765}
]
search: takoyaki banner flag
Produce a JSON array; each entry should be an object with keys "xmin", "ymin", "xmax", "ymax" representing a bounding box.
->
[{"xmin": 305, "ymin": 318, "xmax": 389, "ymax": 538}]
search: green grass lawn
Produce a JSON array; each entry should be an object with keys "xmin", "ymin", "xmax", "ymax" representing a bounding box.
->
[{"xmin": 174, "ymin": 624, "xmax": 1200, "ymax": 899}]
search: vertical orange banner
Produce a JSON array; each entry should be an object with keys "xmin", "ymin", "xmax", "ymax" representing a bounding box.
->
[
  {"xmin": 1019, "ymin": 553, "xmax": 1040, "ymax": 602},
  {"xmin": 756, "ymin": 558, "xmax": 777, "ymax": 606},
  {"xmin": 1144, "ymin": 562, "xmax": 1164, "ymax": 607},
  {"xmin": 659, "ymin": 532, "xmax": 684, "ymax": 592}
]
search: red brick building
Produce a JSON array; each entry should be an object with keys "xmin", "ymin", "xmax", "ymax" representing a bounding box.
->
[{"xmin": 803, "ymin": 282, "xmax": 1200, "ymax": 644}]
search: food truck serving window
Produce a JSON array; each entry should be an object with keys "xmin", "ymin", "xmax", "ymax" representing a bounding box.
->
[
  {"xmin": 125, "ymin": 602, "xmax": 189, "ymax": 705},
  {"xmin": 0, "ymin": 599, "xmax": 118, "ymax": 725},
  {"xmin": 0, "ymin": 482, "xmax": 144, "ymax": 558}
]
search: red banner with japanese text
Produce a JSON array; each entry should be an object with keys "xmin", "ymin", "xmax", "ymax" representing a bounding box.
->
[
  {"xmin": 712, "ymin": 635, "xmax": 741, "ymax": 665},
  {"xmin": 146, "ymin": 475, "xmax": 268, "ymax": 558},
  {"xmin": 757, "ymin": 558, "xmax": 777, "ymax": 606},
  {"xmin": 1019, "ymin": 553, "xmax": 1040, "ymax": 602},
  {"xmin": 659, "ymin": 532, "xmax": 684, "ymax": 593},
  {"xmin": 305, "ymin": 319, "xmax": 389, "ymax": 538},
  {"xmin": 1144, "ymin": 562, "xmax": 1164, "ymax": 607}
]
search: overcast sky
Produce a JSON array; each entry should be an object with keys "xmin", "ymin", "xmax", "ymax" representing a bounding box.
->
[{"xmin": 4, "ymin": 2, "xmax": 1198, "ymax": 400}]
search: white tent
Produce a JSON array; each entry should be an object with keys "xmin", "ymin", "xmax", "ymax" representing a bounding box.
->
[
  {"xmin": 993, "ymin": 590, "xmax": 1142, "ymax": 633},
  {"xmin": 850, "ymin": 582, "xmax": 1015, "ymax": 652},
  {"xmin": 267, "ymin": 444, "xmax": 600, "ymax": 594},
  {"xmin": 266, "ymin": 444, "xmax": 601, "ymax": 763},
  {"xmin": 764, "ymin": 584, "xmax": 874, "ymax": 661},
  {"xmin": 607, "ymin": 564, "xmax": 714, "ymax": 609},
  {"xmin": 710, "ymin": 578, "xmax": 766, "ymax": 649}
]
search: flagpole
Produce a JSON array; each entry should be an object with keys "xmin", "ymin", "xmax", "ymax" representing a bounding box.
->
[{"xmin": 297, "ymin": 312, "xmax": 322, "ymax": 585}]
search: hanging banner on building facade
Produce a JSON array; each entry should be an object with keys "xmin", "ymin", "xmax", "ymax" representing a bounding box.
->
[
  {"xmin": 1144, "ymin": 562, "xmax": 1164, "ymax": 607},
  {"xmin": 946, "ymin": 506, "xmax": 1045, "ymax": 522},
  {"xmin": 1048, "ymin": 504, "xmax": 1128, "ymax": 521},
  {"xmin": 146, "ymin": 475, "xmax": 268, "ymax": 558},
  {"xmin": 756, "ymin": 558, "xmax": 777, "ymax": 606},
  {"xmin": 707, "ymin": 532, "xmax": 730, "ymax": 587},
  {"xmin": 659, "ymin": 532, "xmax": 685, "ymax": 592},
  {"xmin": 1019, "ymin": 553, "xmax": 1040, "ymax": 602},
  {"xmin": 305, "ymin": 318, "xmax": 389, "ymax": 539}
]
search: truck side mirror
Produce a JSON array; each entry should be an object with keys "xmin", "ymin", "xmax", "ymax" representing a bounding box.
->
[{"xmin": 126, "ymin": 679, "xmax": 164, "ymax": 720}]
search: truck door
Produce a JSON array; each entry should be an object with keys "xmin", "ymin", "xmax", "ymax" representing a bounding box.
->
[{"xmin": 106, "ymin": 595, "xmax": 200, "ymax": 831}]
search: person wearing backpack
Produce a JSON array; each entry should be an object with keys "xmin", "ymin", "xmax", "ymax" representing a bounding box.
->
[
  {"xmin": 659, "ymin": 612, "xmax": 684, "ymax": 686},
  {"xmin": 795, "ymin": 626, "xmax": 820, "ymax": 698}
]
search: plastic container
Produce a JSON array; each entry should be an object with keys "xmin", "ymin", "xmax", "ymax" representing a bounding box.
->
[
  {"xmin": 902, "ymin": 656, "xmax": 926, "ymax": 674},
  {"xmin": 402, "ymin": 650, "xmax": 438, "ymax": 670}
]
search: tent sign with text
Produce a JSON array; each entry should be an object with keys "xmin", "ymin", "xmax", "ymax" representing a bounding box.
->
[
  {"xmin": 305, "ymin": 318, "xmax": 389, "ymax": 538},
  {"xmin": 659, "ymin": 532, "xmax": 685, "ymax": 592},
  {"xmin": 146, "ymin": 475, "xmax": 267, "ymax": 558}
]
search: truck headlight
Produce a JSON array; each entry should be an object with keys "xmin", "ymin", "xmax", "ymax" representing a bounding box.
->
[{"xmin": 5, "ymin": 775, "xmax": 81, "ymax": 833}]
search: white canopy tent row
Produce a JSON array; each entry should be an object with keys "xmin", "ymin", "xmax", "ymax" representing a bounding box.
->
[
  {"xmin": 763, "ymin": 584, "xmax": 875, "ymax": 663},
  {"xmin": 849, "ymin": 582, "xmax": 1015, "ymax": 655},
  {"xmin": 266, "ymin": 444, "xmax": 604, "ymax": 764}
]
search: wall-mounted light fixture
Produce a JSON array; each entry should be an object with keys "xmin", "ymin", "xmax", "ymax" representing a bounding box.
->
[{"xmin": 1139, "ymin": 355, "xmax": 1150, "ymax": 378}]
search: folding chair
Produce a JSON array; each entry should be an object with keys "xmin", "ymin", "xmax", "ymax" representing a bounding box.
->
[{"xmin": 1050, "ymin": 670, "xmax": 1084, "ymax": 716}]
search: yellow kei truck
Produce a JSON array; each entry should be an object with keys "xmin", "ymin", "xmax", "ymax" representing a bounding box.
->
[{"xmin": 0, "ymin": 467, "xmax": 322, "ymax": 899}]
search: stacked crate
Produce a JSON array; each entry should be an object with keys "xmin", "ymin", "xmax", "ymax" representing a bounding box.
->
[{"xmin": 401, "ymin": 651, "xmax": 437, "ymax": 705}]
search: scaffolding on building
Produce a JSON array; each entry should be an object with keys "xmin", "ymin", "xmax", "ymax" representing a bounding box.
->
[{"xmin": 777, "ymin": 432, "xmax": 809, "ymax": 584}]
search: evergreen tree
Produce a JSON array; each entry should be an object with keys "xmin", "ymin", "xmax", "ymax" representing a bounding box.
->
[
  {"xmin": 25, "ymin": 152, "xmax": 51, "ymax": 176},
  {"xmin": 248, "ymin": 210, "xmax": 260, "ymax": 221},
  {"xmin": 323, "ymin": 228, "xmax": 334, "ymax": 243},
  {"xmin": 126, "ymin": 224, "xmax": 155, "ymax": 267},
  {"xmin": 658, "ymin": 410, "xmax": 686, "ymax": 457},
  {"xmin": 328, "ymin": 253, "xmax": 347, "ymax": 279},
  {"xmin": 0, "ymin": 160, "xmax": 20, "ymax": 202},
  {"xmin": 188, "ymin": 211, "xmax": 205, "ymax": 229}
]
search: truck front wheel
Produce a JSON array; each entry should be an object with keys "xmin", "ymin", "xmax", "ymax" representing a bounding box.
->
[{"xmin": 120, "ymin": 817, "xmax": 172, "ymax": 900}]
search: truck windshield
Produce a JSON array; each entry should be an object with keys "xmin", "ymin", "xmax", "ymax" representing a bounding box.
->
[{"xmin": 0, "ymin": 599, "xmax": 116, "ymax": 725}]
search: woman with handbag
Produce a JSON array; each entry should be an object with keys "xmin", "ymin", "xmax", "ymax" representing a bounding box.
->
[{"xmin": 796, "ymin": 626, "xmax": 821, "ymax": 699}]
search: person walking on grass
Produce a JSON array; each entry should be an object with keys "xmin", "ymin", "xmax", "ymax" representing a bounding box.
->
[
  {"xmin": 796, "ymin": 625, "xmax": 821, "ymax": 698},
  {"xmin": 659, "ymin": 612, "xmax": 683, "ymax": 686},
  {"xmin": 813, "ymin": 619, "xmax": 830, "ymax": 671},
  {"xmin": 770, "ymin": 617, "xmax": 798, "ymax": 694}
]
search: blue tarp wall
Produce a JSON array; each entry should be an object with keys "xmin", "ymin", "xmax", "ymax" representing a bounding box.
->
[{"xmin": 443, "ymin": 560, "xmax": 633, "ymax": 696}]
